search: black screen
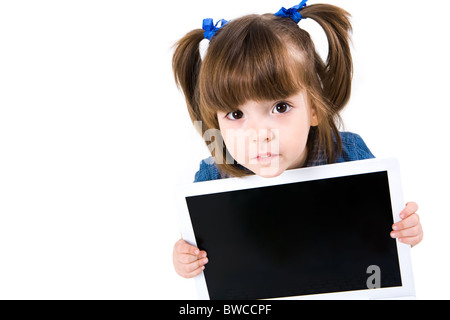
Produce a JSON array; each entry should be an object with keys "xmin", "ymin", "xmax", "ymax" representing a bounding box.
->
[{"xmin": 186, "ymin": 171, "xmax": 402, "ymax": 300}]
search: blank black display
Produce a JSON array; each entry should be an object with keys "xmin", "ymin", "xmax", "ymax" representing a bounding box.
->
[{"xmin": 186, "ymin": 171, "xmax": 402, "ymax": 300}]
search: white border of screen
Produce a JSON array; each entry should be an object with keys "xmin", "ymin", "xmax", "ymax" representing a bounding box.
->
[{"xmin": 177, "ymin": 158, "xmax": 415, "ymax": 300}]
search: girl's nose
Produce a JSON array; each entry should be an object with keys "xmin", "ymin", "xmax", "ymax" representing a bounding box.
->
[{"xmin": 251, "ymin": 128, "xmax": 274, "ymax": 143}]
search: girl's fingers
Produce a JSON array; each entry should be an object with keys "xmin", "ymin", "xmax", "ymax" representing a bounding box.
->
[
  {"xmin": 178, "ymin": 257, "xmax": 209, "ymax": 278},
  {"xmin": 391, "ymin": 224, "xmax": 423, "ymax": 248},
  {"xmin": 173, "ymin": 239, "xmax": 209, "ymax": 278},
  {"xmin": 392, "ymin": 213, "xmax": 420, "ymax": 231},
  {"xmin": 175, "ymin": 239, "xmax": 200, "ymax": 256},
  {"xmin": 391, "ymin": 225, "xmax": 421, "ymax": 239},
  {"xmin": 176, "ymin": 249, "xmax": 208, "ymax": 264},
  {"xmin": 177, "ymin": 253, "xmax": 199, "ymax": 264},
  {"xmin": 184, "ymin": 265, "xmax": 206, "ymax": 279},
  {"xmin": 186, "ymin": 257, "xmax": 209, "ymax": 273},
  {"xmin": 175, "ymin": 240, "xmax": 208, "ymax": 258},
  {"xmin": 399, "ymin": 202, "xmax": 419, "ymax": 219}
]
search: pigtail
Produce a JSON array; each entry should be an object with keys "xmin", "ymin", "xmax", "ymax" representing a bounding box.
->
[
  {"xmin": 300, "ymin": 4, "xmax": 353, "ymax": 112},
  {"xmin": 172, "ymin": 29, "xmax": 205, "ymax": 129},
  {"xmin": 293, "ymin": 4, "xmax": 353, "ymax": 164}
]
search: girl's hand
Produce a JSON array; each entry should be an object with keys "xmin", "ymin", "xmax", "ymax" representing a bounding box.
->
[
  {"xmin": 173, "ymin": 239, "xmax": 208, "ymax": 278},
  {"xmin": 391, "ymin": 202, "xmax": 423, "ymax": 247}
]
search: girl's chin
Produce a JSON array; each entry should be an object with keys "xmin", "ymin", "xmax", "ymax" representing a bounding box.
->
[
  {"xmin": 251, "ymin": 166, "xmax": 286, "ymax": 179},
  {"xmin": 258, "ymin": 172, "xmax": 284, "ymax": 179}
]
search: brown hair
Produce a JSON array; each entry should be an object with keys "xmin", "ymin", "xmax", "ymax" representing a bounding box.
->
[{"xmin": 173, "ymin": 4, "xmax": 353, "ymax": 177}]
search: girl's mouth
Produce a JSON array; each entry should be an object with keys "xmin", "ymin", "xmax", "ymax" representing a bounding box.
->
[{"xmin": 256, "ymin": 153, "xmax": 279, "ymax": 164}]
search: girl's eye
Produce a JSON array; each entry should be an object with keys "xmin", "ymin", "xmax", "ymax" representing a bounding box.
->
[
  {"xmin": 226, "ymin": 110, "xmax": 244, "ymax": 120},
  {"xmin": 272, "ymin": 102, "xmax": 291, "ymax": 114}
]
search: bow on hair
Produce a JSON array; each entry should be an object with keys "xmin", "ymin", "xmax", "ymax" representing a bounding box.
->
[
  {"xmin": 274, "ymin": 0, "xmax": 308, "ymax": 23},
  {"xmin": 202, "ymin": 18, "xmax": 230, "ymax": 40}
]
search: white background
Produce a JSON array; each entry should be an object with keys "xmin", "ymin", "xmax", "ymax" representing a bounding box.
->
[{"xmin": 0, "ymin": 0, "xmax": 449, "ymax": 299}]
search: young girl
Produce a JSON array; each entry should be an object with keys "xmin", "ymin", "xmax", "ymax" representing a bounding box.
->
[{"xmin": 172, "ymin": 1, "xmax": 423, "ymax": 279}]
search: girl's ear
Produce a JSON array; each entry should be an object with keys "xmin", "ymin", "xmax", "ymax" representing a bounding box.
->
[{"xmin": 310, "ymin": 106, "xmax": 319, "ymax": 127}]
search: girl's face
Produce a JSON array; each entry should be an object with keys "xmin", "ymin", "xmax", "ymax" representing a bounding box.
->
[{"xmin": 217, "ymin": 90, "xmax": 318, "ymax": 178}]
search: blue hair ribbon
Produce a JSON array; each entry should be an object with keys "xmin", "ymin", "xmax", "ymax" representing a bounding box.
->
[
  {"xmin": 202, "ymin": 18, "xmax": 230, "ymax": 40},
  {"xmin": 274, "ymin": 0, "xmax": 308, "ymax": 23},
  {"xmin": 202, "ymin": 1, "xmax": 307, "ymax": 40}
]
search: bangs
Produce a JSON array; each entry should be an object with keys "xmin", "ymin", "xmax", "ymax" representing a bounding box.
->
[{"xmin": 199, "ymin": 15, "xmax": 307, "ymax": 115}]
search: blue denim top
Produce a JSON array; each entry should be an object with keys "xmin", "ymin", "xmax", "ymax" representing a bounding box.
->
[{"xmin": 194, "ymin": 132, "xmax": 375, "ymax": 183}]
